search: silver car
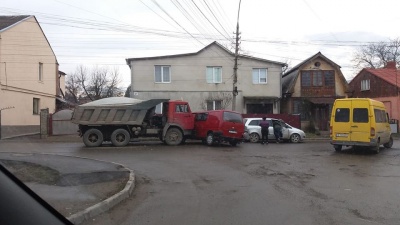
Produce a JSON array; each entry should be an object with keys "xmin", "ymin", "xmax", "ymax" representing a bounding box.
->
[{"xmin": 243, "ymin": 118, "xmax": 306, "ymax": 143}]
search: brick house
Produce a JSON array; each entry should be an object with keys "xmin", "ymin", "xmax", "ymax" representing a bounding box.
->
[
  {"xmin": 348, "ymin": 61, "xmax": 400, "ymax": 123},
  {"xmin": 281, "ymin": 52, "xmax": 349, "ymax": 131}
]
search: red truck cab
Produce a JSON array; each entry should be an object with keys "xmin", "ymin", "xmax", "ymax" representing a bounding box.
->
[{"xmin": 193, "ymin": 110, "xmax": 244, "ymax": 146}]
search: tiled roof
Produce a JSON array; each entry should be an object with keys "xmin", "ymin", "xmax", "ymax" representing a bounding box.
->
[
  {"xmin": 0, "ymin": 15, "xmax": 31, "ymax": 32},
  {"xmin": 365, "ymin": 67, "xmax": 400, "ymax": 87}
]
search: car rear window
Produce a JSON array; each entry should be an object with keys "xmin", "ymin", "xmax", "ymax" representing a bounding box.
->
[
  {"xmin": 353, "ymin": 108, "xmax": 369, "ymax": 123},
  {"xmin": 334, "ymin": 108, "xmax": 349, "ymax": 122},
  {"xmin": 223, "ymin": 112, "xmax": 243, "ymax": 123}
]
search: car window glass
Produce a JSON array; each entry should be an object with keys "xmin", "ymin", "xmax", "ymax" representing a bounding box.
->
[
  {"xmin": 334, "ymin": 108, "xmax": 350, "ymax": 122},
  {"xmin": 249, "ymin": 120, "xmax": 259, "ymax": 126}
]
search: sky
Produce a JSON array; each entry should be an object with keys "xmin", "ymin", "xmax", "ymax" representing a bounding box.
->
[{"xmin": 2, "ymin": 0, "xmax": 400, "ymax": 88}]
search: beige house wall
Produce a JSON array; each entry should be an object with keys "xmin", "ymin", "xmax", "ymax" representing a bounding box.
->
[
  {"xmin": 129, "ymin": 44, "xmax": 283, "ymax": 113},
  {"xmin": 0, "ymin": 16, "xmax": 57, "ymax": 126},
  {"xmin": 290, "ymin": 57, "xmax": 347, "ymax": 98}
]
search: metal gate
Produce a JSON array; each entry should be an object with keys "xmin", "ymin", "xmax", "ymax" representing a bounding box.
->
[{"xmin": 50, "ymin": 109, "xmax": 78, "ymax": 135}]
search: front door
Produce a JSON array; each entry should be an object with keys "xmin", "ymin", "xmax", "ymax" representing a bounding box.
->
[{"xmin": 171, "ymin": 103, "xmax": 194, "ymax": 130}]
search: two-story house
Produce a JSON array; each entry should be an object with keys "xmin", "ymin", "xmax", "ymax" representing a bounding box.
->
[
  {"xmin": 126, "ymin": 41, "xmax": 286, "ymax": 113},
  {"xmin": 0, "ymin": 15, "xmax": 58, "ymax": 138},
  {"xmin": 281, "ymin": 52, "xmax": 349, "ymax": 132},
  {"xmin": 348, "ymin": 61, "xmax": 400, "ymax": 123}
]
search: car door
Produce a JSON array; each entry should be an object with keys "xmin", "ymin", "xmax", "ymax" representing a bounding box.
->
[{"xmin": 268, "ymin": 119, "xmax": 275, "ymax": 140}]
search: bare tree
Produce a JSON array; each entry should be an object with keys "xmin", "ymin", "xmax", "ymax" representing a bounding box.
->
[
  {"xmin": 352, "ymin": 37, "xmax": 400, "ymax": 70},
  {"xmin": 200, "ymin": 92, "xmax": 233, "ymax": 110},
  {"xmin": 65, "ymin": 65, "xmax": 124, "ymax": 103},
  {"xmin": 64, "ymin": 72, "xmax": 81, "ymax": 104}
]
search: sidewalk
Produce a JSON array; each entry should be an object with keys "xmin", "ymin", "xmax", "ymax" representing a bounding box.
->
[{"xmin": 0, "ymin": 152, "xmax": 135, "ymax": 224}]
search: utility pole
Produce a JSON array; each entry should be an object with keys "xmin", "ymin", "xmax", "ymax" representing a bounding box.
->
[{"xmin": 232, "ymin": 0, "xmax": 241, "ymax": 111}]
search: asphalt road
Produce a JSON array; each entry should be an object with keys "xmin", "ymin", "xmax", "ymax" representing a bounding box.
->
[{"xmin": 1, "ymin": 137, "xmax": 400, "ymax": 225}]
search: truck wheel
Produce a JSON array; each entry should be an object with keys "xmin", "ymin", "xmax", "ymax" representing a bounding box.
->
[
  {"xmin": 165, "ymin": 128, "xmax": 183, "ymax": 145},
  {"xmin": 111, "ymin": 129, "xmax": 130, "ymax": 147},
  {"xmin": 384, "ymin": 136, "xmax": 393, "ymax": 148},
  {"xmin": 83, "ymin": 128, "xmax": 104, "ymax": 147},
  {"xmin": 333, "ymin": 145, "xmax": 342, "ymax": 152},
  {"xmin": 206, "ymin": 133, "xmax": 214, "ymax": 146}
]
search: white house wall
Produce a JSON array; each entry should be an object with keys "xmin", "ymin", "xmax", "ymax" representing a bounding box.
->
[{"xmin": 129, "ymin": 44, "xmax": 282, "ymax": 113}]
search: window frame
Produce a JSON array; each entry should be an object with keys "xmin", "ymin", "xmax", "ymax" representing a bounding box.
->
[
  {"xmin": 206, "ymin": 100, "xmax": 222, "ymax": 110},
  {"xmin": 39, "ymin": 62, "xmax": 43, "ymax": 81},
  {"xmin": 154, "ymin": 65, "xmax": 171, "ymax": 83},
  {"xmin": 301, "ymin": 70, "xmax": 335, "ymax": 87},
  {"xmin": 361, "ymin": 79, "xmax": 370, "ymax": 91},
  {"xmin": 206, "ymin": 66, "xmax": 222, "ymax": 84},
  {"xmin": 33, "ymin": 98, "xmax": 40, "ymax": 115},
  {"xmin": 252, "ymin": 68, "xmax": 268, "ymax": 84}
]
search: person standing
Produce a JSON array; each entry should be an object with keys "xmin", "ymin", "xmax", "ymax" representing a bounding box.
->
[
  {"xmin": 259, "ymin": 117, "xmax": 269, "ymax": 144},
  {"xmin": 273, "ymin": 121, "xmax": 282, "ymax": 143}
]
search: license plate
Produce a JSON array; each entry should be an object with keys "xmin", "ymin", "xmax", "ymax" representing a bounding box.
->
[
  {"xmin": 229, "ymin": 130, "xmax": 237, "ymax": 134},
  {"xmin": 336, "ymin": 133, "xmax": 348, "ymax": 137}
]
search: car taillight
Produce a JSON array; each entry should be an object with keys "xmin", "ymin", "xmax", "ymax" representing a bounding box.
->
[
  {"xmin": 370, "ymin": 127, "xmax": 375, "ymax": 137},
  {"xmin": 329, "ymin": 126, "xmax": 332, "ymax": 135}
]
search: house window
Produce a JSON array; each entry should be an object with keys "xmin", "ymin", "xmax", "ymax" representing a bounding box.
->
[
  {"xmin": 324, "ymin": 71, "xmax": 335, "ymax": 86},
  {"xmin": 252, "ymin": 68, "xmax": 268, "ymax": 84},
  {"xmin": 33, "ymin": 98, "xmax": 40, "ymax": 115},
  {"xmin": 301, "ymin": 71, "xmax": 311, "ymax": 86},
  {"xmin": 206, "ymin": 67, "xmax": 222, "ymax": 83},
  {"xmin": 207, "ymin": 100, "xmax": 222, "ymax": 110},
  {"xmin": 155, "ymin": 65, "xmax": 171, "ymax": 83},
  {"xmin": 293, "ymin": 100, "xmax": 309, "ymax": 120},
  {"xmin": 301, "ymin": 70, "xmax": 335, "ymax": 87},
  {"xmin": 39, "ymin": 62, "xmax": 43, "ymax": 81},
  {"xmin": 361, "ymin": 79, "xmax": 370, "ymax": 91},
  {"xmin": 313, "ymin": 71, "xmax": 323, "ymax": 86}
]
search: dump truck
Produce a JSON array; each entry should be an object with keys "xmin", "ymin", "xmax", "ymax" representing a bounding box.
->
[{"xmin": 71, "ymin": 97, "xmax": 195, "ymax": 147}]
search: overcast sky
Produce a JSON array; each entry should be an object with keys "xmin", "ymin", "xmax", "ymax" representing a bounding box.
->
[{"xmin": 2, "ymin": 0, "xmax": 400, "ymax": 88}]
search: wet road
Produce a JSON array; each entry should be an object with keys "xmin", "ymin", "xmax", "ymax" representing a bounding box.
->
[{"xmin": 1, "ymin": 137, "xmax": 400, "ymax": 225}]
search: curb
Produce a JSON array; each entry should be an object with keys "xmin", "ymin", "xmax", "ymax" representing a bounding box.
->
[
  {"xmin": 65, "ymin": 160, "xmax": 135, "ymax": 225},
  {"xmin": 0, "ymin": 132, "xmax": 40, "ymax": 140}
]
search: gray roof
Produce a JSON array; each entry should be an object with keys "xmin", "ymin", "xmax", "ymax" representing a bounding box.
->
[
  {"xmin": 126, "ymin": 41, "xmax": 286, "ymax": 67},
  {"xmin": 79, "ymin": 97, "xmax": 169, "ymax": 110},
  {"xmin": 0, "ymin": 15, "xmax": 31, "ymax": 32}
]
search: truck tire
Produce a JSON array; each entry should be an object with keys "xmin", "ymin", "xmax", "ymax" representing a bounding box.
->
[
  {"xmin": 111, "ymin": 128, "xmax": 130, "ymax": 147},
  {"xmin": 165, "ymin": 128, "xmax": 183, "ymax": 145},
  {"xmin": 230, "ymin": 140, "xmax": 238, "ymax": 146},
  {"xmin": 83, "ymin": 128, "xmax": 104, "ymax": 147},
  {"xmin": 206, "ymin": 133, "xmax": 214, "ymax": 146}
]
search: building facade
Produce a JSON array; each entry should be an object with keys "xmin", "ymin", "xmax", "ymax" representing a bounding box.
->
[
  {"xmin": 126, "ymin": 42, "xmax": 286, "ymax": 113},
  {"xmin": 348, "ymin": 61, "xmax": 400, "ymax": 123},
  {"xmin": 281, "ymin": 52, "xmax": 349, "ymax": 131},
  {"xmin": 0, "ymin": 15, "xmax": 58, "ymax": 137}
]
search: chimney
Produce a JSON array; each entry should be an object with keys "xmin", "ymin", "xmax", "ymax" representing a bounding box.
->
[{"xmin": 385, "ymin": 61, "xmax": 397, "ymax": 69}]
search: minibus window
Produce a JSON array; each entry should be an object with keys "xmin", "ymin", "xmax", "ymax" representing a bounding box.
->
[
  {"xmin": 374, "ymin": 109, "xmax": 386, "ymax": 123},
  {"xmin": 353, "ymin": 108, "xmax": 369, "ymax": 123},
  {"xmin": 334, "ymin": 108, "xmax": 349, "ymax": 122}
]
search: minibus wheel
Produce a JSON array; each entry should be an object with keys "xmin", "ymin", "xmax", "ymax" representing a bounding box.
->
[
  {"xmin": 384, "ymin": 136, "xmax": 393, "ymax": 148},
  {"xmin": 333, "ymin": 145, "xmax": 342, "ymax": 152}
]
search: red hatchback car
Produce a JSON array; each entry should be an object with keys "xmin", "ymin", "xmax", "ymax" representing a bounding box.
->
[{"xmin": 193, "ymin": 110, "xmax": 244, "ymax": 146}]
